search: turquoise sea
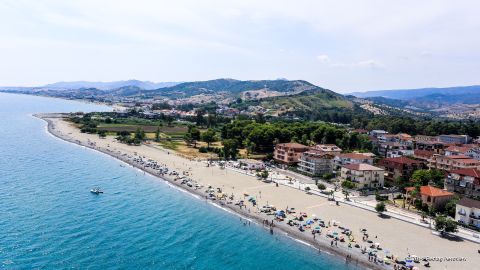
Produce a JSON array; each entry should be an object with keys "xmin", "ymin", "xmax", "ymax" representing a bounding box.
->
[{"xmin": 0, "ymin": 93, "xmax": 353, "ymax": 269}]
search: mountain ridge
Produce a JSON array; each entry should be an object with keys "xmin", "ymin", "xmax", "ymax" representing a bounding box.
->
[{"xmin": 350, "ymin": 85, "xmax": 480, "ymax": 100}]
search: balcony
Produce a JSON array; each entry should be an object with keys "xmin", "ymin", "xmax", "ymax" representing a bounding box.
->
[{"xmin": 470, "ymin": 214, "xmax": 480, "ymax": 220}]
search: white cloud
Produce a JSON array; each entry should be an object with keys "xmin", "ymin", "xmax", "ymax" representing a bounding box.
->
[
  {"xmin": 332, "ymin": 59, "xmax": 385, "ymax": 70},
  {"xmin": 0, "ymin": 0, "xmax": 479, "ymax": 91},
  {"xmin": 316, "ymin": 54, "xmax": 330, "ymax": 63}
]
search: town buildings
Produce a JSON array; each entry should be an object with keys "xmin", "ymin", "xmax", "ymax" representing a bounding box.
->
[
  {"xmin": 340, "ymin": 163, "xmax": 384, "ymax": 189},
  {"xmin": 428, "ymin": 155, "xmax": 480, "ymax": 171},
  {"xmin": 405, "ymin": 186, "xmax": 454, "ymax": 209},
  {"xmin": 310, "ymin": 144, "xmax": 342, "ymax": 155},
  {"xmin": 273, "ymin": 143, "xmax": 309, "ymax": 165},
  {"xmin": 333, "ymin": 153, "xmax": 374, "ymax": 169},
  {"xmin": 445, "ymin": 168, "xmax": 480, "ymax": 197},
  {"xmin": 438, "ymin": 134, "xmax": 471, "ymax": 144},
  {"xmin": 455, "ymin": 197, "xmax": 480, "ymax": 229},
  {"xmin": 298, "ymin": 150, "xmax": 335, "ymax": 176},
  {"xmin": 379, "ymin": 156, "xmax": 424, "ymax": 181}
]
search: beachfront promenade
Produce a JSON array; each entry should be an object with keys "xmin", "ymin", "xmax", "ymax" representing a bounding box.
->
[
  {"xmin": 253, "ymin": 167, "xmax": 480, "ymax": 244},
  {"xmin": 38, "ymin": 114, "xmax": 480, "ymax": 270}
]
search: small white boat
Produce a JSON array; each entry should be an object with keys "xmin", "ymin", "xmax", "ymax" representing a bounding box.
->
[{"xmin": 90, "ymin": 187, "xmax": 104, "ymax": 194}]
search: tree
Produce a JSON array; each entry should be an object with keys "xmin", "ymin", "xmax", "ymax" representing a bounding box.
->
[
  {"xmin": 445, "ymin": 196, "xmax": 460, "ymax": 217},
  {"xmin": 341, "ymin": 180, "xmax": 356, "ymax": 189},
  {"xmin": 154, "ymin": 126, "xmax": 161, "ymax": 142},
  {"xmin": 188, "ymin": 126, "xmax": 201, "ymax": 148},
  {"xmin": 196, "ymin": 110, "xmax": 205, "ymax": 126},
  {"xmin": 411, "ymin": 169, "xmax": 445, "ymax": 187},
  {"xmin": 201, "ymin": 129, "xmax": 217, "ymax": 148},
  {"xmin": 97, "ymin": 130, "xmax": 107, "ymax": 138},
  {"xmin": 183, "ymin": 132, "xmax": 193, "ymax": 146},
  {"xmin": 343, "ymin": 190, "xmax": 350, "ymax": 201},
  {"xmin": 421, "ymin": 211, "xmax": 427, "ymax": 222},
  {"xmin": 322, "ymin": 172, "xmax": 333, "ymax": 181},
  {"xmin": 434, "ymin": 215, "xmax": 458, "ymax": 235},
  {"xmin": 375, "ymin": 202, "xmax": 386, "ymax": 216},
  {"xmin": 317, "ymin": 183, "xmax": 326, "ymax": 190},
  {"xmin": 134, "ymin": 127, "xmax": 145, "ymax": 141},
  {"xmin": 222, "ymin": 139, "xmax": 238, "ymax": 160}
]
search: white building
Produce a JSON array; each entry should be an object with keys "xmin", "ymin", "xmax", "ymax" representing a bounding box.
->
[
  {"xmin": 239, "ymin": 159, "xmax": 265, "ymax": 170},
  {"xmin": 340, "ymin": 163, "xmax": 384, "ymax": 189},
  {"xmin": 298, "ymin": 151, "xmax": 335, "ymax": 176},
  {"xmin": 334, "ymin": 153, "xmax": 374, "ymax": 169},
  {"xmin": 455, "ymin": 197, "xmax": 480, "ymax": 229}
]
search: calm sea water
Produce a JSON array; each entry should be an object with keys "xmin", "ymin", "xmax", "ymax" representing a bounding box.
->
[{"xmin": 0, "ymin": 93, "xmax": 352, "ymax": 270}]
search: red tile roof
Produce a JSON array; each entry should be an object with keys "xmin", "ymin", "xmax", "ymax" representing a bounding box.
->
[
  {"xmin": 414, "ymin": 150, "xmax": 434, "ymax": 158},
  {"xmin": 405, "ymin": 186, "xmax": 454, "ymax": 197},
  {"xmin": 441, "ymin": 154, "xmax": 470, "ymax": 159},
  {"xmin": 382, "ymin": 156, "xmax": 423, "ymax": 165},
  {"xmin": 338, "ymin": 153, "xmax": 373, "ymax": 160},
  {"xmin": 445, "ymin": 145, "xmax": 474, "ymax": 153},
  {"xmin": 449, "ymin": 168, "xmax": 480, "ymax": 178}
]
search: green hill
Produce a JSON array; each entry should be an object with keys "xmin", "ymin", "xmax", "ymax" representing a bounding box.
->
[{"xmin": 137, "ymin": 78, "xmax": 318, "ymax": 98}]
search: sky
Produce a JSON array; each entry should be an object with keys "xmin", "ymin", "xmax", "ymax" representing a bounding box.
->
[{"xmin": 0, "ymin": 0, "xmax": 479, "ymax": 93}]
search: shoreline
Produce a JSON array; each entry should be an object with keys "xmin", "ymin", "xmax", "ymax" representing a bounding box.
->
[{"xmin": 36, "ymin": 113, "xmax": 387, "ymax": 270}]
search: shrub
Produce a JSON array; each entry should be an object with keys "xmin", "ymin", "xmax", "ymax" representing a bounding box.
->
[
  {"xmin": 375, "ymin": 202, "xmax": 386, "ymax": 215},
  {"xmin": 199, "ymin": 146, "xmax": 208, "ymax": 153},
  {"xmin": 341, "ymin": 180, "xmax": 356, "ymax": 189},
  {"xmin": 322, "ymin": 172, "xmax": 333, "ymax": 180},
  {"xmin": 317, "ymin": 183, "xmax": 326, "ymax": 190}
]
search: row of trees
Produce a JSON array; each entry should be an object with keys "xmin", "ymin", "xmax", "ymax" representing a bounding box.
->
[
  {"xmin": 352, "ymin": 115, "xmax": 480, "ymax": 138},
  {"xmin": 220, "ymin": 120, "xmax": 373, "ymax": 154}
]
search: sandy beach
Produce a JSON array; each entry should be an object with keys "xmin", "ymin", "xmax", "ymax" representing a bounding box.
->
[{"xmin": 37, "ymin": 113, "xmax": 479, "ymax": 270}]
